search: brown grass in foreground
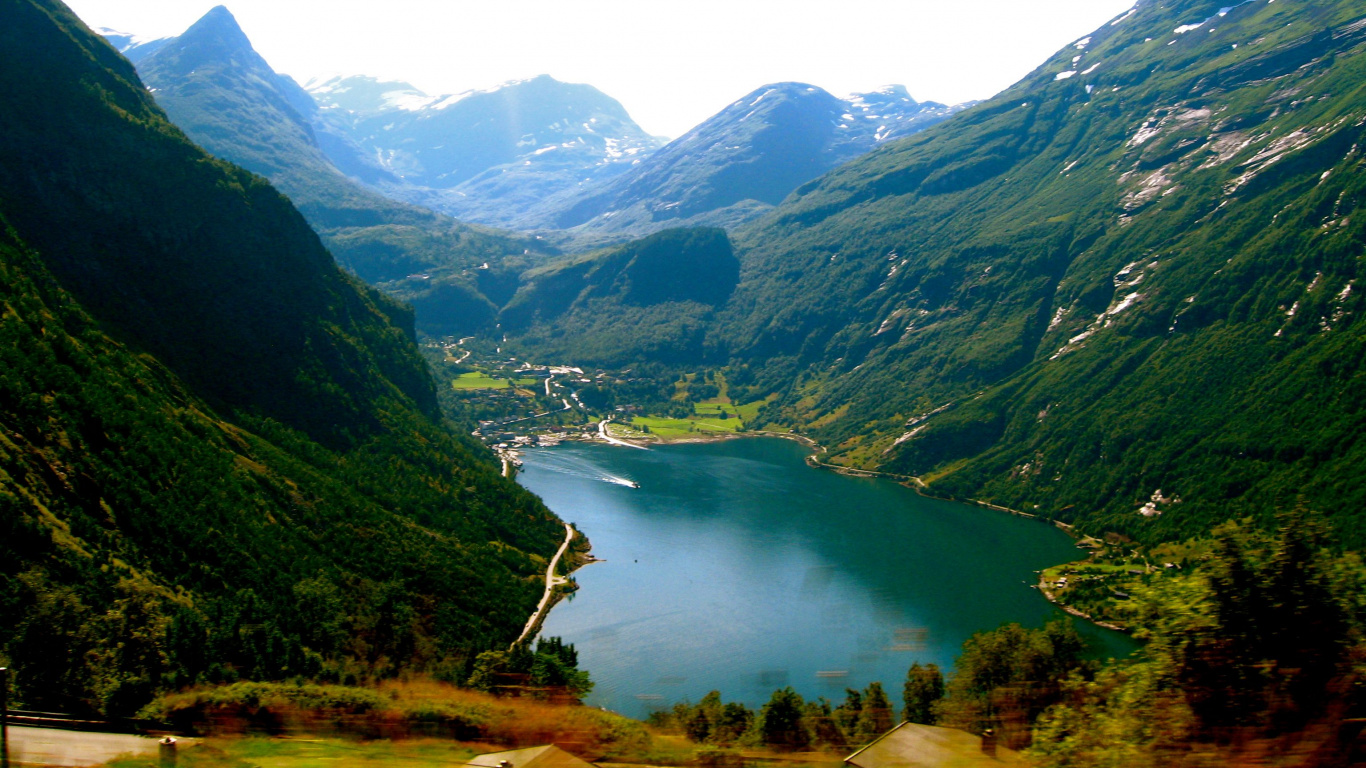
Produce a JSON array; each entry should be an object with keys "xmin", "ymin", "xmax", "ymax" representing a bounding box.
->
[{"xmin": 143, "ymin": 678, "xmax": 651, "ymax": 760}]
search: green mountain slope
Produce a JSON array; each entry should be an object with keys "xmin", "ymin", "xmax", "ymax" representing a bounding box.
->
[
  {"xmin": 496, "ymin": 0, "xmax": 1366, "ymax": 547},
  {"xmin": 0, "ymin": 0, "xmax": 563, "ymax": 716},
  {"xmin": 714, "ymin": 0, "xmax": 1366, "ymax": 545},
  {"xmin": 503, "ymin": 227, "xmax": 739, "ymax": 363},
  {"xmin": 125, "ymin": 7, "xmax": 552, "ymax": 335}
]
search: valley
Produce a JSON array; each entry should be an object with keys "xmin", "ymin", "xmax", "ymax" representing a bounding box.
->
[{"xmin": 5, "ymin": 0, "xmax": 1366, "ymax": 765}]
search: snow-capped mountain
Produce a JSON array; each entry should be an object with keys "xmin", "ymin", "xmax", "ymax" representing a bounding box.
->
[
  {"xmin": 96, "ymin": 26, "xmax": 171, "ymax": 62},
  {"xmin": 541, "ymin": 81, "xmax": 971, "ymax": 237},
  {"xmin": 308, "ymin": 74, "xmax": 666, "ymax": 227}
]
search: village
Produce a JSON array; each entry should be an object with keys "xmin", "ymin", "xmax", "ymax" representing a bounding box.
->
[{"xmin": 422, "ymin": 336, "xmax": 766, "ymax": 474}]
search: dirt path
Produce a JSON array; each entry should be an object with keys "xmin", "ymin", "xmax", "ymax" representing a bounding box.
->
[
  {"xmin": 511, "ymin": 521, "xmax": 575, "ymax": 648},
  {"xmin": 6, "ymin": 725, "xmax": 173, "ymax": 766}
]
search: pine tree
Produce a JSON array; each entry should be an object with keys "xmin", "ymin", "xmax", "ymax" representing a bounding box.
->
[
  {"xmin": 758, "ymin": 687, "xmax": 810, "ymax": 750},
  {"xmin": 854, "ymin": 681, "xmax": 894, "ymax": 743},
  {"xmin": 903, "ymin": 662, "xmax": 944, "ymax": 724}
]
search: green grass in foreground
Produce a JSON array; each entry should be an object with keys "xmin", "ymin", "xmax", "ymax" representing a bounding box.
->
[{"xmin": 106, "ymin": 736, "xmax": 481, "ymax": 768}]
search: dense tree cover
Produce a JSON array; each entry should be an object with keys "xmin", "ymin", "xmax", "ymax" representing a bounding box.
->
[
  {"xmin": 465, "ymin": 637, "xmax": 593, "ymax": 701},
  {"xmin": 0, "ymin": 0, "xmax": 563, "ymax": 718},
  {"xmin": 902, "ymin": 662, "xmax": 945, "ymax": 725},
  {"xmin": 1028, "ymin": 518, "xmax": 1366, "ymax": 765},
  {"xmin": 933, "ymin": 621, "xmax": 1089, "ymax": 750},
  {"xmin": 503, "ymin": 228, "xmax": 738, "ymax": 366},
  {"xmin": 651, "ymin": 681, "xmax": 901, "ymax": 753}
]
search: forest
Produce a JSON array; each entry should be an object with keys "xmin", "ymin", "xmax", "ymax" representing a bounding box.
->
[{"xmin": 0, "ymin": 0, "xmax": 566, "ymax": 718}]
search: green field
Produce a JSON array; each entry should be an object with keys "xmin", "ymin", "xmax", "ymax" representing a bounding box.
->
[
  {"xmin": 451, "ymin": 373, "xmax": 541, "ymax": 390},
  {"xmin": 630, "ymin": 414, "xmax": 741, "ymax": 438},
  {"xmin": 451, "ymin": 372, "xmax": 509, "ymax": 390},
  {"xmin": 626, "ymin": 398, "xmax": 768, "ymax": 439}
]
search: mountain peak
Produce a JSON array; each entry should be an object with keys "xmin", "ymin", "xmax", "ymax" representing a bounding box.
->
[
  {"xmin": 849, "ymin": 84, "xmax": 918, "ymax": 106},
  {"xmin": 306, "ymin": 74, "xmax": 432, "ymax": 114},
  {"xmin": 175, "ymin": 4, "xmax": 252, "ymax": 55}
]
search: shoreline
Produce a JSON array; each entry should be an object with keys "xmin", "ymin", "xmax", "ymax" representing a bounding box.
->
[
  {"xmin": 1037, "ymin": 575, "xmax": 1129, "ymax": 633},
  {"xmin": 512, "ymin": 521, "xmax": 576, "ymax": 649},
  {"xmin": 535, "ymin": 422, "xmax": 1127, "ymax": 640}
]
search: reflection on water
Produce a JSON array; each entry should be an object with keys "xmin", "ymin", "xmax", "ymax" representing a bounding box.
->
[{"xmin": 520, "ymin": 438, "xmax": 1137, "ymax": 719}]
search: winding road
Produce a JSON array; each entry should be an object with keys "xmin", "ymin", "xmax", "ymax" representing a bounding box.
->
[
  {"xmin": 599, "ymin": 418, "xmax": 648, "ymax": 450},
  {"xmin": 511, "ymin": 521, "xmax": 575, "ymax": 648}
]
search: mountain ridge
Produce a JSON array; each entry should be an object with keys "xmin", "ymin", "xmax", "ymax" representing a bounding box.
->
[
  {"xmin": 503, "ymin": 0, "xmax": 1366, "ymax": 548},
  {"xmin": 310, "ymin": 72, "xmax": 666, "ymax": 229},
  {"xmin": 1, "ymin": 0, "xmax": 564, "ymax": 716},
  {"xmin": 543, "ymin": 81, "xmax": 967, "ymax": 237},
  {"xmin": 716, "ymin": 0, "xmax": 1366, "ymax": 544},
  {"xmin": 122, "ymin": 6, "xmax": 557, "ymax": 337}
]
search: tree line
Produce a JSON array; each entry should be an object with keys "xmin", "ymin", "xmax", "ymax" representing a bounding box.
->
[{"xmin": 650, "ymin": 514, "xmax": 1366, "ymax": 765}]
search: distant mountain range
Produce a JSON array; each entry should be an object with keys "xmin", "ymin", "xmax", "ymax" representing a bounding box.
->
[
  {"xmin": 306, "ymin": 73, "xmax": 667, "ymax": 228},
  {"xmin": 308, "ymin": 75, "xmax": 967, "ymax": 236},
  {"xmin": 100, "ymin": 5, "xmax": 972, "ymax": 327},
  {"xmin": 542, "ymin": 82, "xmax": 967, "ymax": 236},
  {"xmin": 503, "ymin": 0, "xmax": 1366, "ymax": 549},
  {"xmin": 114, "ymin": 6, "xmax": 555, "ymax": 336}
]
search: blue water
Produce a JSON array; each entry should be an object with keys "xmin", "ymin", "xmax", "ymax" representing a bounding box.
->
[{"xmin": 519, "ymin": 437, "xmax": 1135, "ymax": 719}]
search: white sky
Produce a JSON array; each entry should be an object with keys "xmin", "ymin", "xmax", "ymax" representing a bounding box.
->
[{"xmin": 65, "ymin": 0, "xmax": 1135, "ymax": 139}]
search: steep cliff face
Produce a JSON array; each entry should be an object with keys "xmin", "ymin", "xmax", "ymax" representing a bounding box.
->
[
  {"xmin": 0, "ymin": 0, "xmax": 564, "ymax": 716},
  {"xmin": 122, "ymin": 6, "xmax": 552, "ymax": 339}
]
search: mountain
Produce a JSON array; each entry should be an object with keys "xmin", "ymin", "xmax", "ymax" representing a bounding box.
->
[
  {"xmin": 724, "ymin": 0, "xmax": 1366, "ymax": 545},
  {"xmin": 134, "ymin": 6, "xmax": 372, "ymax": 228},
  {"xmin": 502, "ymin": 227, "xmax": 739, "ymax": 363},
  {"xmin": 309, "ymin": 73, "xmax": 666, "ymax": 228},
  {"xmin": 0, "ymin": 0, "xmax": 564, "ymax": 716},
  {"xmin": 546, "ymin": 82, "xmax": 966, "ymax": 236},
  {"xmin": 95, "ymin": 25, "xmax": 170, "ymax": 62},
  {"xmin": 513, "ymin": 0, "xmax": 1366, "ymax": 548},
  {"xmin": 122, "ymin": 7, "xmax": 553, "ymax": 335}
]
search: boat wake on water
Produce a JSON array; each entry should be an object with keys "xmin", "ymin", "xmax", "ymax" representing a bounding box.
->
[{"xmin": 527, "ymin": 453, "xmax": 640, "ymax": 489}]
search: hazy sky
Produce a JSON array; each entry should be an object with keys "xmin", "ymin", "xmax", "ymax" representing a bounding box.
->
[{"xmin": 66, "ymin": 0, "xmax": 1136, "ymax": 138}]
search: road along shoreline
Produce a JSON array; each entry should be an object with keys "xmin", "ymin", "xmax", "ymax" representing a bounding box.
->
[{"xmin": 511, "ymin": 521, "xmax": 576, "ymax": 649}]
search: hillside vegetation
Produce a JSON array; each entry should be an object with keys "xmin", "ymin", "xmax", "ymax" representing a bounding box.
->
[
  {"xmin": 504, "ymin": 228, "xmax": 739, "ymax": 364},
  {"xmin": 0, "ymin": 0, "xmax": 565, "ymax": 718},
  {"xmin": 507, "ymin": 0, "xmax": 1366, "ymax": 548}
]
